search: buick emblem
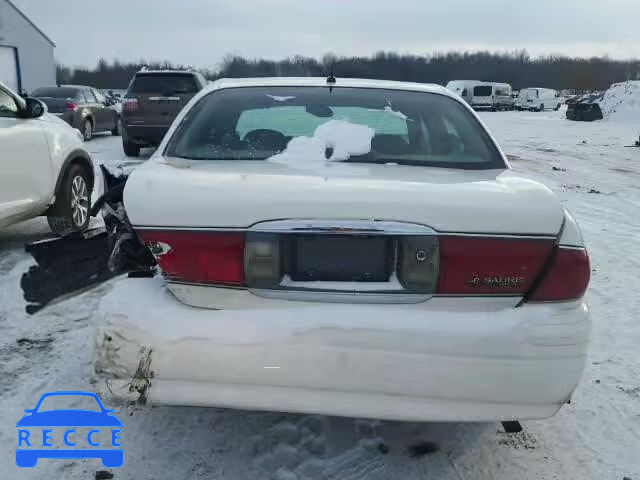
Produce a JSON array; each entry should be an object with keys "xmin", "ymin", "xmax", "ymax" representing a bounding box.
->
[{"xmin": 415, "ymin": 250, "xmax": 428, "ymax": 262}]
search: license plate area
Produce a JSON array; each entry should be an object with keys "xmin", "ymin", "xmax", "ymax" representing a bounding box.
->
[
  {"xmin": 287, "ymin": 235, "xmax": 393, "ymax": 282},
  {"xmin": 245, "ymin": 220, "xmax": 439, "ymax": 302}
]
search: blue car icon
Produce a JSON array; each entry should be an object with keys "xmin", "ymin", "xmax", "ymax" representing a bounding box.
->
[{"xmin": 16, "ymin": 391, "xmax": 123, "ymax": 468}]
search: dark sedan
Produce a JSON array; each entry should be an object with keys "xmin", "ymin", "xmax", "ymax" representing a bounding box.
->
[{"xmin": 32, "ymin": 85, "xmax": 121, "ymax": 141}]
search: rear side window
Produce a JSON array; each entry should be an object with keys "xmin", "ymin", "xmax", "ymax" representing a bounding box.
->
[
  {"xmin": 166, "ymin": 86, "xmax": 505, "ymax": 170},
  {"xmin": 129, "ymin": 74, "xmax": 199, "ymax": 95},
  {"xmin": 473, "ymin": 86, "xmax": 492, "ymax": 96}
]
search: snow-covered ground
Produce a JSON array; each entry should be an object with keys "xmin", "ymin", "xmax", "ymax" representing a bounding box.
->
[{"xmin": 1, "ymin": 111, "xmax": 639, "ymax": 479}]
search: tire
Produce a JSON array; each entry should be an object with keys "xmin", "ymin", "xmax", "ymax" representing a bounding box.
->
[
  {"xmin": 123, "ymin": 137, "xmax": 140, "ymax": 157},
  {"xmin": 111, "ymin": 116, "xmax": 121, "ymax": 136},
  {"xmin": 82, "ymin": 118, "xmax": 93, "ymax": 141},
  {"xmin": 47, "ymin": 164, "xmax": 92, "ymax": 235}
]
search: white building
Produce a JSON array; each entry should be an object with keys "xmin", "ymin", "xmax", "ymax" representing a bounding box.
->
[{"xmin": 0, "ymin": 0, "xmax": 55, "ymax": 93}]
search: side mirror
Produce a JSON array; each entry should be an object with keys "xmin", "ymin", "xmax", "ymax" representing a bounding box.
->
[{"xmin": 24, "ymin": 98, "xmax": 46, "ymax": 118}]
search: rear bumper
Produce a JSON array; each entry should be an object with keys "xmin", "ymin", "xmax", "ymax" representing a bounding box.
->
[
  {"xmin": 122, "ymin": 124, "xmax": 169, "ymax": 146},
  {"xmin": 96, "ymin": 278, "xmax": 590, "ymax": 422}
]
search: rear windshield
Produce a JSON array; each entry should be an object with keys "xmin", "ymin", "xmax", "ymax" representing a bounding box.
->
[
  {"xmin": 32, "ymin": 87, "xmax": 78, "ymax": 99},
  {"xmin": 166, "ymin": 87, "xmax": 504, "ymax": 170},
  {"xmin": 473, "ymin": 86, "xmax": 493, "ymax": 96},
  {"xmin": 129, "ymin": 74, "xmax": 199, "ymax": 95}
]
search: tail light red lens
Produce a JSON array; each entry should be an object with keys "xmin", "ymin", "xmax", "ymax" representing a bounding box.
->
[
  {"xmin": 528, "ymin": 247, "xmax": 590, "ymax": 302},
  {"xmin": 65, "ymin": 102, "xmax": 77, "ymax": 111},
  {"xmin": 436, "ymin": 236, "xmax": 554, "ymax": 295},
  {"xmin": 135, "ymin": 229, "xmax": 589, "ymax": 302},
  {"xmin": 122, "ymin": 98, "xmax": 139, "ymax": 112},
  {"xmin": 137, "ymin": 231, "xmax": 245, "ymax": 286}
]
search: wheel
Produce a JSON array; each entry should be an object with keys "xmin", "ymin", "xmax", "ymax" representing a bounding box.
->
[
  {"xmin": 123, "ymin": 137, "xmax": 140, "ymax": 157},
  {"xmin": 82, "ymin": 118, "xmax": 93, "ymax": 141},
  {"xmin": 111, "ymin": 116, "xmax": 121, "ymax": 136},
  {"xmin": 539, "ymin": 104, "xmax": 545, "ymax": 112},
  {"xmin": 47, "ymin": 164, "xmax": 92, "ymax": 235}
]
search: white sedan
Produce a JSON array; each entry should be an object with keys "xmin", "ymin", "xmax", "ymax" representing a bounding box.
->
[
  {"xmin": 0, "ymin": 81, "xmax": 99, "ymax": 234},
  {"xmin": 96, "ymin": 77, "xmax": 591, "ymax": 423}
]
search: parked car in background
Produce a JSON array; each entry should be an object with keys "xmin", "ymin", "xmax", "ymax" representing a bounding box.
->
[
  {"xmin": 0, "ymin": 81, "xmax": 99, "ymax": 234},
  {"xmin": 516, "ymin": 88, "xmax": 562, "ymax": 111},
  {"xmin": 98, "ymin": 77, "xmax": 591, "ymax": 425},
  {"xmin": 103, "ymin": 89, "xmax": 127, "ymax": 101},
  {"xmin": 32, "ymin": 85, "xmax": 120, "ymax": 141},
  {"xmin": 445, "ymin": 80, "xmax": 482, "ymax": 105},
  {"xmin": 566, "ymin": 93, "xmax": 604, "ymax": 121},
  {"xmin": 120, "ymin": 70, "xmax": 207, "ymax": 156},
  {"xmin": 471, "ymin": 82, "xmax": 513, "ymax": 111}
]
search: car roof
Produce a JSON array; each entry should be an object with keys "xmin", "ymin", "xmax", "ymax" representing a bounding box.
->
[
  {"xmin": 203, "ymin": 77, "xmax": 454, "ymax": 98},
  {"xmin": 136, "ymin": 70, "xmax": 200, "ymax": 75},
  {"xmin": 35, "ymin": 85, "xmax": 90, "ymax": 90}
]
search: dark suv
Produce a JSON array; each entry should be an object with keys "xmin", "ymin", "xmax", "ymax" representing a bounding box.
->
[
  {"xmin": 32, "ymin": 85, "xmax": 120, "ymax": 141},
  {"xmin": 121, "ymin": 70, "xmax": 207, "ymax": 156}
]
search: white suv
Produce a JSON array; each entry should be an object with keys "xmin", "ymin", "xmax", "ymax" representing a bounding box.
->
[{"xmin": 0, "ymin": 81, "xmax": 99, "ymax": 234}]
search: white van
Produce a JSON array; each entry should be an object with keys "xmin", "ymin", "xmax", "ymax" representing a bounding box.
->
[
  {"xmin": 516, "ymin": 88, "xmax": 562, "ymax": 111},
  {"xmin": 445, "ymin": 80, "xmax": 482, "ymax": 105},
  {"xmin": 471, "ymin": 82, "xmax": 513, "ymax": 111}
]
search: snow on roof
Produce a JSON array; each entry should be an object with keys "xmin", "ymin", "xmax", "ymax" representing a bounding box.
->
[
  {"xmin": 599, "ymin": 81, "xmax": 640, "ymax": 122},
  {"xmin": 206, "ymin": 77, "xmax": 452, "ymax": 98}
]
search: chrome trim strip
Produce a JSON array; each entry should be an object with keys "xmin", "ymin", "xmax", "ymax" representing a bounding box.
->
[
  {"xmin": 134, "ymin": 224, "xmax": 558, "ymax": 239},
  {"xmin": 167, "ymin": 279, "xmax": 245, "ymax": 290},
  {"xmin": 134, "ymin": 226, "xmax": 247, "ymax": 231},
  {"xmin": 248, "ymin": 219, "xmax": 437, "ymax": 236},
  {"xmin": 558, "ymin": 245, "xmax": 586, "ymax": 251},
  {"xmin": 250, "ymin": 288, "xmax": 431, "ymax": 304},
  {"xmin": 438, "ymin": 232, "xmax": 556, "ymax": 240}
]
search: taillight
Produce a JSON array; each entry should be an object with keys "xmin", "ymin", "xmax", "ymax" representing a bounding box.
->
[
  {"xmin": 398, "ymin": 236, "xmax": 439, "ymax": 293},
  {"xmin": 437, "ymin": 236, "xmax": 554, "ymax": 295},
  {"xmin": 137, "ymin": 231, "xmax": 245, "ymax": 286},
  {"xmin": 528, "ymin": 247, "xmax": 590, "ymax": 302},
  {"xmin": 244, "ymin": 232, "xmax": 281, "ymax": 288},
  {"xmin": 122, "ymin": 98, "xmax": 139, "ymax": 112},
  {"xmin": 65, "ymin": 102, "xmax": 77, "ymax": 111}
]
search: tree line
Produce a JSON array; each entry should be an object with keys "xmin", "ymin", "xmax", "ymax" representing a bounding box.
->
[{"xmin": 56, "ymin": 50, "xmax": 640, "ymax": 92}]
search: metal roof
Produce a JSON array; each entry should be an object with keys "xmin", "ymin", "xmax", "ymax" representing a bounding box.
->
[{"xmin": 4, "ymin": 0, "xmax": 56, "ymax": 47}]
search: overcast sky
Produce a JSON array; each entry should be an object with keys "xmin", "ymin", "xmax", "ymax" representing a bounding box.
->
[{"xmin": 12, "ymin": 0, "xmax": 640, "ymax": 69}]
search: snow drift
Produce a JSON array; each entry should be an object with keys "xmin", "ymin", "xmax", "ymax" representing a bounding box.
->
[{"xmin": 599, "ymin": 80, "xmax": 640, "ymax": 122}]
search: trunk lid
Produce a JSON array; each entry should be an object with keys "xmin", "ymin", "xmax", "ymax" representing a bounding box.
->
[
  {"xmin": 125, "ymin": 159, "xmax": 565, "ymax": 235},
  {"xmin": 36, "ymin": 97, "xmax": 70, "ymax": 114}
]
